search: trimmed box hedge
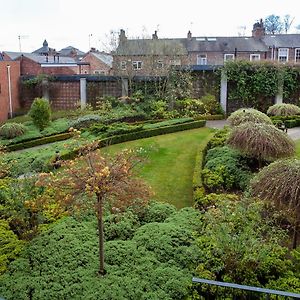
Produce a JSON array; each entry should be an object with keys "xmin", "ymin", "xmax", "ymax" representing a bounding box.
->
[
  {"xmin": 7, "ymin": 132, "xmax": 74, "ymax": 151},
  {"xmin": 61, "ymin": 120, "xmax": 206, "ymax": 160},
  {"xmin": 271, "ymin": 115, "xmax": 300, "ymax": 128}
]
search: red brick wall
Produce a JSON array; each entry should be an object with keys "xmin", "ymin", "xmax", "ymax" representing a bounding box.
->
[
  {"xmin": 0, "ymin": 61, "xmax": 21, "ymax": 123},
  {"xmin": 113, "ymin": 54, "xmax": 190, "ymax": 76},
  {"xmin": 81, "ymin": 53, "xmax": 111, "ymax": 75},
  {"xmin": 16, "ymin": 56, "xmax": 79, "ymax": 75}
]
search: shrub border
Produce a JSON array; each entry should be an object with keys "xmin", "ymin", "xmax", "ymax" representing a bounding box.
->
[
  {"xmin": 61, "ymin": 120, "xmax": 206, "ymax": 160},
  {"xmin": 6, "ymin": 132, "xmax": 74, "ymax": 151}
]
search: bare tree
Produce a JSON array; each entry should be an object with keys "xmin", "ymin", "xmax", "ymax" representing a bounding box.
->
[
  {"xmin": 283, "ymin": 14, "xmax": 295, "ymax": 34},
  {"xmin": 264, "ymin": 15, "xmax": 283, "ymax": 34}
]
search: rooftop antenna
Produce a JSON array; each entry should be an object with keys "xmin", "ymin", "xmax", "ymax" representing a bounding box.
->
[
  {"xmin": 18, "ymin": 35, "xmax": 29, "ymax": 52},
  {"xmin": 88, "ymin": 33, "xmax": 93, "ymax": 50}
]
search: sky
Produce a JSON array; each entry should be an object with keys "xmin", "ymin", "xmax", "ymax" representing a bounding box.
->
[{"xmin": 1, "ymin": 0, "xmax": 299, "ymax": 53}]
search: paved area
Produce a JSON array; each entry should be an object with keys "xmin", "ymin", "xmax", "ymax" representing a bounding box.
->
[{"xmin": 206, "ymin": 120, "xmax": 300, "ymax": 141}]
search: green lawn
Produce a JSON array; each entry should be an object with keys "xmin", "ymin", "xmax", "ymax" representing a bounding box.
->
[
  {"xmin": 296, "ymin": 140, "xmax": 300, "ymax": 157},
  {"xmin": 102, "ymin": 127, "xmax": 213, "ymax": 208}
]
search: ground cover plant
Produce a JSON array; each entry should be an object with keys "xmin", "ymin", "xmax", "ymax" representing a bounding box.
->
[{"xmin": 0, "ymin": 203, "xmax": 202, "ymax": 300}]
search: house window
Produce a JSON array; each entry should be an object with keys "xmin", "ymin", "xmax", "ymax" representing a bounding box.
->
[
  {"xmin": 278, "ymin": 48, "xmax": 289, "ymax": 62},
  {"xmin": 250, "ymin": 54, "xmax": 260, "ymax": 61},
  {"xmin": 170, "ymin": 59, "xmax": 181, "ymax": 66},
  {"xmin": 94, "ymin": 70, "xmax": 105, "ymax": 75},
  {"xmin": 224, "ymin": 54, "xmax": 235, "ymax": 62},
  {"xmin": 197, "ymin": 54, "xmax": 207, "ymax": 65},
  {"xmin": 132, "ymin": 61, "xmax": 142, "ymax": 70},
  {"xmin": 156, "ymin": 60, "xmax": 164, "ymax": 69},
  {"xmin": 295, "ymin": 48, "xmax": 300, "ymax": 63},
  {"xmin": 120, "ymin": 61, "xmax": 127, "ymax": 70}
]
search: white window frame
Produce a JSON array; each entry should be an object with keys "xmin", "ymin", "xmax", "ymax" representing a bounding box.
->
[
  {"xmin": 224, "ymin": 54, "xmax": 235, "ymax": 62},
  {"xmin": 278, "ymin": 48, "xmax": 289, "ymax": 62},
  {"xmin": 295, "ymin": 48, "xmax": 300, "ymax": 63},
  {"xmin": 197, "ymin": 54, "xmax": 207, "ymax": 65},
  {"xmin": 120, "ymin": 61, "xmax": 127, "ymax": 70},
  {"xmin": 132, "ymin": 61, "xmax": 142, "ymax": 70},
  {"xmin": 250, "ymin": 54, "xmax": 260, "ymax": 61}
]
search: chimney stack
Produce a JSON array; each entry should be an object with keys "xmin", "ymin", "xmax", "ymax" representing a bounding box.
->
[
  {"xmin": 187, "ymin": 30, "xmax": 192, "ymax": 40},
  {"xmin": 152, "ymin": 30, "xmax": 158, "ymax": 39},
  {"xmin": 252, "ymin": 19, "xmax": 265, "ymax": 39},
  {"xmin": 119, "ymin": 29, "xmax": 127, "ymax": 44}
]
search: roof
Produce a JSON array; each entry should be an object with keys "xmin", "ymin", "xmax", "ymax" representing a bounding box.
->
[
  {"xmin": 91, "ymin": 52, "xmax": 113, "ymax": 67},
  {"xmin": 116, "ymin": 34, "xmax": 300, "ymax": 56},
  {"xmin": 186, "ymin": 36, "xmax": 268, "ymax": 52},
  {"xmin": 59, "ymin": 46, "xmax": 85, "ymax": 57},
  {"xmin": 262, "ymin": 34, "xmax": 300, "ymax": 48},
  {"xmin": 3, "ymin": 51, "xmax": 77, "ymax": 64},
  {"xmin": 116, "ymin": 39, "xmax": 188, "ymax": 56}
]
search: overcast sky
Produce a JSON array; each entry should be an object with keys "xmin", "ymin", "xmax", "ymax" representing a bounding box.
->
[{"xmin": 1, "ymin": 0, "xmax": 299, "ymax": 53}]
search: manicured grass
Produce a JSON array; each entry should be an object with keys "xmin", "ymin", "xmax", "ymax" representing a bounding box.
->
[
  {"xmin": 102, "ymin": 127, "xmax": 213, "ymax": 208},
  {"xmin": 296, "ymin": 140, "xmax": 300, "ymax": 158}
]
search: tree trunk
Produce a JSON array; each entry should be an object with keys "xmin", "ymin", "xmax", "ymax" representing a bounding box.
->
[
  {"xmin": 96, "ymin": 193, "xmax": 105, "ymax": 275},
  {"xmin": 292, "ymin": 222, "xmax": 298, "ymax": 249}
]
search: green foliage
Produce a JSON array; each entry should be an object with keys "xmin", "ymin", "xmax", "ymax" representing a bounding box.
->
[
  {"xmin": 206, "ymin": 127, "xmax": 231, "ymax": 151},
  {"xmin": 0, "ymin": 219, "xmax": 24, "ymax": 275},
  {"xmin": 227, "ymin": 122, "xmax": 295, "ymax": 161},
  {"xmin": 70, "ymin": 114, "xmax": 103, "ymax": 129},
  {"xmin": 141, "ymin": 201, "xmax": 177, "ymax": 223},
  {"xmin": 28, "ymin": 98, "xmax": 51, "ymax": 131},
  {"xmin": 175, "ymin": 94, "xmax": 223, "ymax": 117},
  {"xmin": 148, "ymin": 100, "xmax": 174, "ymax": 119},
  {"xmin": 0, "ymin": 123, "xmax": 27, "ymax": 139},
  {"xmin": 194, "ymin": 198, "xmax": 291, "ymax": 288},
  {"xmin": 202, "ymin": 146, "xmax": 252, "ymax": 192},
  {"xmin": 228, "ymin": 108, "xmax": 273, "ymax": 127},
  {"xmin": 224, "ymin": 61, "xmax": 300, "ymax": 111},
  {"xmin": 267, "ymin": 103, "xmax": 300, "ymax": 116},
  {"xmin": 194, "ymin": 192, "xmax": 239, "ymax": 211},
  {"xmin": 91, "ymin": 123, "xmax": 143, "ymax": 137},
  {"xmin": 143, "ymin": 117, "xmax": 194, "ymax": 129},
  {"xmin": 0, "ymin": 205, "xmax": 201, "ymax": 300}
]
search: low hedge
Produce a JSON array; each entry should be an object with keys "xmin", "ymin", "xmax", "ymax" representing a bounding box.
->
[
  {"xmin": 61, "ymin": 120, "xmax": 206, "ymax": 160},
  {"xmin": 271, "ymin": 115, "xmax": 300, "ymax": 128},
  {"xmin": 7, "ymin": 132, "xmax": 74, "ymax": 151},
  {"xmin": 194, "ymin": 114, "xmax": 224, "ymax": 121}
]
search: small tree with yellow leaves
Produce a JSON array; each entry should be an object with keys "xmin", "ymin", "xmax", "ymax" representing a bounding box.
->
[{"xmin": 37, "ymin": 142, "xmax": 150, "ymax": 276}]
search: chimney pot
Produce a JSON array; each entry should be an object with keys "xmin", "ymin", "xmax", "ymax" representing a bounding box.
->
[
  {"xmin": 187, "ymin": 30, "xmax": 192, "ymax": 39},
  {"xmin": 152, "ymin": 31, "xmax": 158, "ymax": 39}
]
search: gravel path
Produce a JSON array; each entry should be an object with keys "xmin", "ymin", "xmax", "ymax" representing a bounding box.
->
[{"xmin": 206, "ymin": 120, "xmax": 300, "ymax": 141}]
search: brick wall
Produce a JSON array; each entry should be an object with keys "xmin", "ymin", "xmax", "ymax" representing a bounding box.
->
[
  {"xmin": 113, "ymin": 54, "xmax": 190, "ymax": 76},
  {"xmin": 0, "ymin": 61, "xmax": 21, "ymax": 122},
  {"xmin": 81, "ymin": 53, "xmax": 111, "ymax": 75}
]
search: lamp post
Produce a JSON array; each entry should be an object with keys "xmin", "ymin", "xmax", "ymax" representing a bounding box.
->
[{"xmin": 6, "ymin": 65, "xmax": 13, "ymax": 119}]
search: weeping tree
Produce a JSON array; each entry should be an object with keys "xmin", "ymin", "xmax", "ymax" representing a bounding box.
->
[
  {"xmin": 267, "ymin": 103, "xmax": 300, "ymax": 116},
  {"xmin": 227, "ymin": 122, "xmax": 295, "ymax": 168},
  {"xmin": 228, "ymin": 108, "xmax": 273, "ymax": 127},
  {"xmin": 250, "ymin": 159, "xmax": 300, "ymax": 248}
]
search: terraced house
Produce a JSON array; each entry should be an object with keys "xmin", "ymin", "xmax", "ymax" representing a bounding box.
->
[{"xmin": 113, "ymin": 20, "xmax": 300, "ymax": 76}]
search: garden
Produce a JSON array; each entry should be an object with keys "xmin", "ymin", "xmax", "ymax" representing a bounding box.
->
[{"xmin": 1, "ymin": 62, "xmax": 300, "ymax": 299}]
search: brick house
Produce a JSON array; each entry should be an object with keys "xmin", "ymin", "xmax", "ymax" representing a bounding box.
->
[
  {"xmin": 0, "ymin": 60, "xmax": 21, "ymax": 122},
  {"xmin": 80, "ymin": 49, "xmax": 113, "ymax": 75},
  {"xmin": 113, "ymin": 21, "xmax": 300, "ymax": 75},
  {"xmin": 2, "ymin": 51, "xmax": 88, "ymax": 76}
]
